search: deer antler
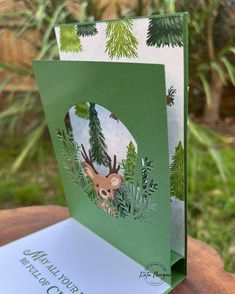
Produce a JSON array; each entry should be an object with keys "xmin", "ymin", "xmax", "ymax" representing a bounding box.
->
[
  {"xmin": 168, "ymin": 86, "xmax": 176, "ymax": 97},
  {"xmin": 81, "ymin": 144, "xmax": 98, "ymax": 174},
  {"xmin": 106, "ymin": 154, "xmax": 120, "ymax": 177}
]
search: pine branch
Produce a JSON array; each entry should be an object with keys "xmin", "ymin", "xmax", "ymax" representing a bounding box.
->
[
  {"xmin": 118, "ymin": 180, "xmax": 157, "ymax": 222},
  {"xmin": 115, "ymin": 189, "xmax": 131, "ymax": 218},
  {"xmin": 89, "ymin": 103, "xmax": 109, "ymax": 166},
  {"xmin": 117, "ymin": 157, "xmax": 158, "ymax": 222},
  {"xmin": 170, "ymin": 141, "xmax": 184, "ymax": 200},
  {"xmin": 76, "ymin": 23, "xmax": 98, "ymax": 37},
  {"xmin": 146, "ymin": 15, "xmax": 183, "ymax": 48},
  {"xmin": 121, "ymin": 141, "xmax": 137, "ymax": 183},
  {"xmin": 60, "ymin": 26, "xmax": 82, "ymax": 53},
  {"xmin": 142, "ymin": 157, "xmax": 158, "ymax": 199},
  {"xmin": 56, "ymin": 129, "xmax": 96, "ymax": 201},
  {"xmin": 105, "ymin": 19, "xmax": 138, "ymax": 59}
]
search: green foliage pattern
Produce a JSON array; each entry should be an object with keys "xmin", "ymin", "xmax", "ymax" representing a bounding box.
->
[
  {"xmin": 57, "ymin": 128, "xmax": 117, "ymax": 211},
  {"xmin": 170, "ymin": 141, "xmax": 184, "ymax": 200},
  {"xmin": 89, "ymin": 103, "xmax": 109, "ymax": 166},
  {"xmin": 60, "ymin": 26, "xmax": 82, "ymax": 53},
  {"xmin": 142, "ymin": 157, "xmax": 158, "ymax": 199},
  {"xmin": 57, "ymin": 130, "xmax": 157, "ymax": 222},
  {"xmin": 121, "ymin": 141, "xmax": 137, "ymax": 183},
  {"xmin": 76, "ymin": 23, "xmax": 98, "ymax": 37},
  {"xmin": 146, "ymin": 15, "xmax": 183, "ymax": 48},
  {"xmin": 105, "ymin": 20, "xmax": 138, "ymax": 59},
  {"xmin": 57, "ymin": 129, "xmax": 96, "ymax": 200},
  {"xmin": 116, "ymin": 156, "xmax": 158, "ymax": 221}
]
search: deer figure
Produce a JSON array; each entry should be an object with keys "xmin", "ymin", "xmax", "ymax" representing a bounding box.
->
[{"xmin": 81, "ymin": 144, "xmax": 123, "ymax": 216}]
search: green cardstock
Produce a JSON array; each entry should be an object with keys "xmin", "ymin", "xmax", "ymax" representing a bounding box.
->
[
  {"xmin": 33, "ymin": 60, "xmax": 171, "ymax": 283},
  {"xmin": 54, "ymin": 13, "xmax": 188, "ymax": 266}
]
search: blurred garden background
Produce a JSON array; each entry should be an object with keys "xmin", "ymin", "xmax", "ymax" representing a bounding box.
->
[{"xmin": 0, "ymin": 0, "xmax": 235, "ymax": 273}]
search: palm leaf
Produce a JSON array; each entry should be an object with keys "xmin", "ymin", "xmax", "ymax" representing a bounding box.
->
[
  {"xmin": 11, "ymin": 121, "xmax": 46, "ymax": 172},
  {"xmin": 198, "ymin": 72, "xmax": 212, "ymax": 106},
  {"xmin": 220, "ymin": 56, "xmax": 235, "ymax": 85},
  {"xmin": 188, "ymin": 121, "xmax": 227, "ymax": 181}
]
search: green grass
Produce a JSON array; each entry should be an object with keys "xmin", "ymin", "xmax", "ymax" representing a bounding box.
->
[
  {"xmin": 0, "ymin": 129, "xmax": 235, "ymax": 273},
  {"xmin": 188, "ymin": 139, "xmax": 235, "ymax": 273}
]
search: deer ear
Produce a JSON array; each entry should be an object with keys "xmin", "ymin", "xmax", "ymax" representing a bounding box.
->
[
  {"xmin": 84, "ymin": 163, "xmax": 96, "ymax": 181},
  {"xmin": 108, "ymin": 173, "xmax": 123, "ymax": 189}
]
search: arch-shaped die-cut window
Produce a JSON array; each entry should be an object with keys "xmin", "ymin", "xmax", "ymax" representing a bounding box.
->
[{"xmin": 57, "ymin": 102, "xmax": 158, "ymax": 221}]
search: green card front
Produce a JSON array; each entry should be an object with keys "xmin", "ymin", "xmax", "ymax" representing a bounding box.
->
[{"xmin": 33, "ymin": 60, "xmax": 171, "ymax": 283}]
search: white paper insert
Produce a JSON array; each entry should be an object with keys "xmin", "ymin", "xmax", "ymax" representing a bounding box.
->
[{"xmin": 0, "ymin": 218, "xmax": 170, "ymax": 294}]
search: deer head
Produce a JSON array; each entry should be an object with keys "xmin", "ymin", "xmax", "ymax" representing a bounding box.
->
[{"xmin": 81, "ymin": 144, "xmax": 123, "ymax": 201}]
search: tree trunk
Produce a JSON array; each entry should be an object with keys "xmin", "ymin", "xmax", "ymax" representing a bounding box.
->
[{"xmin": 203, "ymin": 71, "xmax": 223, "ymax": 125}]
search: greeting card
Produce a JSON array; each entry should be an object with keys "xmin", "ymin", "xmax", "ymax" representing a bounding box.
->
[
  {"xmin": 0, "ymin": 13, "xmax": 188, "ymax": 294},
  {"xmin": 55, "ymin": 12, "xmax": 188, "ymax": 258}
]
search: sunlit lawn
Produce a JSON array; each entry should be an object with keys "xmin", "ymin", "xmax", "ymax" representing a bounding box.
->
[{"xmin": 0, "ymin": 133, "xmax": 235, "ymax": 273}]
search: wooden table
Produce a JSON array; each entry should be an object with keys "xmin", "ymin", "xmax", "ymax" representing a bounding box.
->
[{"xmin": 0, "ymin": 205, "xmax": 235, "ymax": 293}]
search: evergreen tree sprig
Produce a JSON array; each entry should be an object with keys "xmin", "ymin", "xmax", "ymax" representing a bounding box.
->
[
  {"xmin": 76, "ymin": 23, "xmax": 98, "ymax": 37},
  {"xmin": 142, "ymin": 157, "xmax": 158, "ymax": 199},
  {"xmin": 60, "ymin": 26, "xmax": 82, "ymax": 53},
  {"xmin": 146, "ymin": 15, "xmax": 183, "ymax": 48},
  {"xmin": 170, "ymin": 141, "xmax": 184, "ymax": 200},
  {"xmin": 117, "ymin": 156, "xmax": 158, "ymax": 222},
  {"xmin": 115, "ymin": 189, "xmax": 130, "ymax": 218},
  {"xmin": 121, "ymin": 141, "xmax": 137, "ymax": 183},
  {"xmin": 105, "ymin": 19, "xmax": 138, "ymax": 59},
  {"xmin": 89, "ymin": 103, "xmax": 109, "ymax": 166},
  {"xmin": 56, "ymin": 129, "xmax": 96, "ymax": 200}
]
